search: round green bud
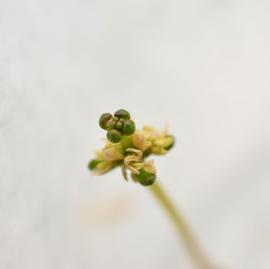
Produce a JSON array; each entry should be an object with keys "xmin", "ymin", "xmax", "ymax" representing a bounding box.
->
[
  {"xmin": 106, "ymin": 129, "xmax": 122, "ymax": 143},
  {"xmin": 88, "ymin": 159, "xmax": 102, "ymax": 170},
  {"xmin": 122, "ymin": 120, "xmax": 136, "ymax": 135},
  {"xmin": 106, "ymin": 118, "xmax": 116, "ymax": 130},
  {"xmin": 114, "ymin": 109, "xmax": 130, "ymax": 120},
  {"xmin": 99, "ymin": 113, "xmax": 112, "ymax": 130},
  {"xmin": 132, "ymin": 169, "xmax": 156, "ymax": 186},
  {"xmin": 164, "ymin": 135, "xmax": 175, "ymax": 150}
]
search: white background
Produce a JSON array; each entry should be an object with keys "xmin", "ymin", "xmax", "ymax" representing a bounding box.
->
[{"xmin": 1, "ymin": 0, "xmax": 270, "ymax": 268}]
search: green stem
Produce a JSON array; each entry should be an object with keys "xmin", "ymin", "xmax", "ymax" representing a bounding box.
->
[{"xmin": 150, "ymin": 181, "xmax": 217, "ymax": 269}]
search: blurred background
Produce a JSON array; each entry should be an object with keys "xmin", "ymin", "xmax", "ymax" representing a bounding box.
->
[{"xmin": 1, "ymin": 0, "xmax": 270, "ymax": 268}]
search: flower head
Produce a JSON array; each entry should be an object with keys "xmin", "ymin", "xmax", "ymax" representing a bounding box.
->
[{"xmin": 88, "ymin": 109, "xmax": 174, "ymax": 186}]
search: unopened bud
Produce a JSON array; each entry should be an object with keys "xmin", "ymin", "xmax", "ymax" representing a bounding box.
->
[
  {"xmin": 122, "ymin": 120, "xmax": 136, "ymax": 136},
  {"xmin": 114, "ymin": 109, "xmax": 130, "ymax": 120},
  {"xmin": 99, "ymin": 113, "xmax": 112, "ymax": 130},
  {"xmin": 107, "ymin": 129, "xmax": 122, "ymax": 143}
]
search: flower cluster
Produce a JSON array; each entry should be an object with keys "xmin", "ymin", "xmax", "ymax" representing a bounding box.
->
[
  {"xmin": 99, "ymin": 109, "xmax": 136, "ymax": 143},
  {"xmin": 88, "ymin": 109, "xmax": 174, "ymax": 186}
]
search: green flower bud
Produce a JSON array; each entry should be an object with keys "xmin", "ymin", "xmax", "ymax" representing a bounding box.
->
[
  {"xmin": 88, "ymin": 159, "xmax": 102, "ymax": 170},
  {"xmin": 107, "ymin": 118, "xmax": 116, "ymax": 130},
  {"xmin": 114, "ymin": 109, "xmax": 130, "ymax": 120},
  {"xmin": 99, "ymin": 113, "xmax": 112, "ymax": 130},
  {"xmin": 132, "ymin": 169, "xmax": 156, "ymax": 186},
  {"xmin": 122, "ymin": 120, "xmax": 136, "ymax": 136},
  {"xmin": 164, "ymin": 135, "xmax": 175, "ymax": 150},
  {"xmin": 107, "ymin": 129, "xmax": 122, "ymax": 143}
]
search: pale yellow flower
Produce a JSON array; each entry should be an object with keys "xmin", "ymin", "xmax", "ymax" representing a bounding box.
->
[{"xmin": 131, "ymin": 130, "xmax": 152, "ymax": 152}]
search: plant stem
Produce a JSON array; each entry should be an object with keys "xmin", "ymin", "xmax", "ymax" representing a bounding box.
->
[{"xmin": 150, "ymin": 181, "xmax": 217, "ymax": 269}]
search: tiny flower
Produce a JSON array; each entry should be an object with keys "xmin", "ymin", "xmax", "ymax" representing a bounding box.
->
[
  {"xmin": 152, "ymin": 136, "xmax": 174, "ymax": 155},
  {"xmin": 123, "ymin": 148, "xmax": 143, "ymax": 174},
  {"xmin": 131, "ymin": 160, "xmax": 157, "ymax": 186},
  {"xmin": 88, "ymin": 109, "xmax": 174, "ymax": 186}
]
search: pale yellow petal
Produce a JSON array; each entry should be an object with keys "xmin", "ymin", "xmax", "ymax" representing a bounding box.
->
[
  {"xmin": 132, "ymin": 131, "xmax": 151, "ymax": 152},
  {"xmin": 93, "ymin": 161, "xmax": 115, "ymax": 174},
  {"xmin": 102, "ymin": 146, "xmax": 124, "ymax": 161},
  {"xmin": 143, "ymin": 160, "xmax": 156, "ymax": 174}
]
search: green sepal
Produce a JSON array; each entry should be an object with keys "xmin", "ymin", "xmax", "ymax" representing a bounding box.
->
[
  {"xmin": 88, "ymin": 159, "xmax": 102, "ymax": 170},
  {"xmin": 164, "ymin": 135, "xmax": 175, "ymax": 150},
  {"xmin": 132, "ymin": 169, "xmax": 156, "ymax": 186}
]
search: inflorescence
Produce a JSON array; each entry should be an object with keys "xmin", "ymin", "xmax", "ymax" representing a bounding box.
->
[{"xmin": 88, "ymin": 109, "xmax": 174, "ymax": 186}]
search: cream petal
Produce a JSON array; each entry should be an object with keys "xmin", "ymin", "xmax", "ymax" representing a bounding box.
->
[{"xmin": 102, "ymin": 147, "xmax": 124, "ymax": 161}]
